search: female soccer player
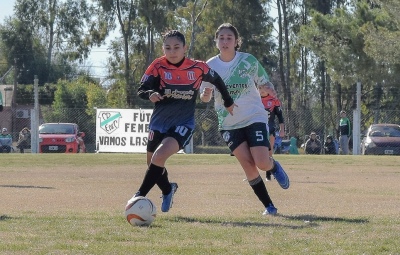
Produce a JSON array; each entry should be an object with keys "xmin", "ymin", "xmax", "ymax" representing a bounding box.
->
[
  {"xmin": 200, "ymin": 23, "xmax": 289, "ymax": 215},
  {"xmin": 258, "ymin": 82, "xmax": 285, "ymax": 181},
  {"xmin": 126, "ymin": 30, "xmax": 236, "ymax": 213}
]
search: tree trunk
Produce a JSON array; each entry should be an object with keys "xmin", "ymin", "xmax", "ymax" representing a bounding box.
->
[{"xmin": 282, "ymin": 0, "xmax": 292, "ymax": 111}]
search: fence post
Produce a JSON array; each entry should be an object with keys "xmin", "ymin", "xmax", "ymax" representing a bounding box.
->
[
  {"xmin": 352, "ymin": 81, "xmax": 362, "ymax": 155},
  {"xmin": 30, "ymin": 75, "xmax": 39, "ymax": 153}
]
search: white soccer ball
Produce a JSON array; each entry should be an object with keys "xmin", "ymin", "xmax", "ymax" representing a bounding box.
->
[{"xmin": 125, "ymin": 196, "xmax": 157, "ymax": 227}]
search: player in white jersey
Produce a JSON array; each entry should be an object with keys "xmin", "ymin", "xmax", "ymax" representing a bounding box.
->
[{"xmin": 200, "ymin": 23, "xmax": 290, "ymax": 215}]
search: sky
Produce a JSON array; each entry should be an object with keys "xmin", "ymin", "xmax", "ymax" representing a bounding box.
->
[{"xmin": 0, "ymin": 0, "xmax": 110, "ymax": 78}]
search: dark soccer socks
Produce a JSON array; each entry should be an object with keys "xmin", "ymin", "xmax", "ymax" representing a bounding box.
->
[
  {"xmin": 248, "ymin": 175, "xmax": 273, "ymax": 208},
  {"xmin": 137, "ymin": 163, "xmax": 165, "ymax": 196}
]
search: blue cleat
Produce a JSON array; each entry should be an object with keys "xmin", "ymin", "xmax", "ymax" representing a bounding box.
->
[
  {"xmin": 272, "ymin": 160, "xmax": 290, "ymax": 189},
  {"xmin": 263, "ymin": 203, "xmax": 278, "ymax": 215},
  {"xmin": 161, "ymin": 182, "xmax": 178, "ymax": 212}
]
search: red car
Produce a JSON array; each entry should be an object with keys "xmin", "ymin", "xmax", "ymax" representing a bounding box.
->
[
  {"xmin": 39, "ymin": 123, "xmax": 86, "ymax": 153},
  {"xmin": 361, "ymin": 123, "xmax": 400, "ymax": 155}
]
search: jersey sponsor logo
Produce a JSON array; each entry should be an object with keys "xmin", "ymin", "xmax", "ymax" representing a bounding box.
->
[
  {"xmin": 164, "ymin": 89, "xmax": 195, "ymax": 100},
  {"xmin": 187, "ymin": 71, "xmax": 196, "ymax": 81}
]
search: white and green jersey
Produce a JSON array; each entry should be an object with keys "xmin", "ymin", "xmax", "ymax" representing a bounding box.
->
[{"xmin": 201, "ymin": 52, "xmax": 269, "ymax": 130}]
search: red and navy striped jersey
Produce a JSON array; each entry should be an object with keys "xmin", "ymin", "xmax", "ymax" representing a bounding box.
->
[
  {"xmin": 138, "ymin": 56, "xmax": 231, "ymax": 133},
  {"xmin": 261, "ymin": 95, "xmax": 284, "ymax": 128}
]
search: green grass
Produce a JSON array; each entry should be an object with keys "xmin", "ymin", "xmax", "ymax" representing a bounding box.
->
[{"xmin": 1, "ymin": 154, "xmax": 400, "ymax": 254}]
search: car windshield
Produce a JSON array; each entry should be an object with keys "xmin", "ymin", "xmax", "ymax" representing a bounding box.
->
[
  {"xmin": 39, "ymin": 124, "xmax": 75, "ymax": 134},
  {"xmin": 369, "ymin": 126, "xmax": 400, "ymax": 137}
]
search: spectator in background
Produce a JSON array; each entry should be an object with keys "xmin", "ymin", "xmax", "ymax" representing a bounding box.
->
[
  {"xmin": 339, "ymin": 110, "xmax": 351, "ymax": 154},
  {"xmin": 0, "ymin": 128, "xmax": 12, "ymax": 153},
  {"xmin": 16, "ymin": 127, "xmax": 31, "ymax": 153},
  {"xmin": 305, "ymin": 131, "xmax": 322, "ymax": 154},
  {"xmin": 324, "ymin": 135, "xmax": 337, "ymax": 155}
]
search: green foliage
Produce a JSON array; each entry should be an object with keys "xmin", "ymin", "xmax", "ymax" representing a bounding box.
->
[
  {"xmin": 190, "ymin": 0, "xmax": 274, "ymax": 65},
  {"xmin": 3, "ymin": 0, "xmax": 400, "ymax": 128},
  {"xmin": 16, "ymin": 84, "xmax": 57, "ymax": 105},
  {"xmin": 105, "ymin": 80, "xmax": 129, "ymax": 109}
]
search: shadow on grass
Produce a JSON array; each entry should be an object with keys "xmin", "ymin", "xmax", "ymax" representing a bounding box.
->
[
  {"xmin": 294, "ymin": 181, "xmax": 336, "ymax": 184},
  {"xmin": 0, "ymin": 184, "xmax": 55, "ymax": 189},
  {"xmin": 0, "ymin": 215, "xmax": 13, "ymax": 221},
  {"xmin": 165, "ymin": 216, "xmax": 319, "ymax": 229},
  {"xmin": 281, "ymin": 214, "xmax": 369, "ymax": 224}
]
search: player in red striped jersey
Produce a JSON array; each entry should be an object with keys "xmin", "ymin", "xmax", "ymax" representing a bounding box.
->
[{"xmin": 126, "ymin": 30, "xmax": 236, "ymax": 213}]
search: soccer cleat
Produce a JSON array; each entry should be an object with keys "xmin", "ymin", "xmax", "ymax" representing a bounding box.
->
[
  {"xmin": 272, "ymin": 160, "xmax": 290, "ymax": 189},
  {"xmin": 161, "ymin": 182, "xmax": 178, "ymax": 212},
  {"xmin": 263, "ymin": 203, "xmax": 278, "ymax": 215},
  {"xmin": 125, "ymin": 191, "xmax": 141, "ymax": 210},
  {"xmin": 266, "ymin": 170, "xmax": 272, "ymax": 181}
]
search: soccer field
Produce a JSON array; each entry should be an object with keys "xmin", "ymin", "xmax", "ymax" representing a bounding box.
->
[{"xmin": 1, "ymin": 154, "xmax": 400, "ymax": 254}]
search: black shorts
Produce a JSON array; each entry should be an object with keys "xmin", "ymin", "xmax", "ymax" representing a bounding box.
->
[
  {"xmin": 220, "ymin": 122, "xmax": 271, "ymax": 152},
  {"xmin": 147, "ymin": 126, "xmax": 194, "ymax": 153},
  {"xmin": 269, "ymin": 125, "xmax": 276, "ymax": 137}
]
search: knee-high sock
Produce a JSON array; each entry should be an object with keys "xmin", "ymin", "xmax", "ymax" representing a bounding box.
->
[
  {"xmin": 156, "ymin": 168, "xmax": 172, "ymax": 195},
  {"xmin": 137, "ymin": 163, "xmax": 164, "ymax": 196},
  {"xmin": 249, "ymin": 175, "xmax": 273, "ymax": 208}
]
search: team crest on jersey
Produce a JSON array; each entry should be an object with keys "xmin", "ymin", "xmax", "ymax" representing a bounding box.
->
[
  {"xmin": 267, "ymin": 101, "xmax": 272, "ymax": 107},
  {"xmin": 187, "ymin": 71, "xmax": 196, "ymax": 80},
  {"xmin": 140, "ymin": 74, "xmax": 149, "ymax": 83},
  {"xmin": 222, "ymin": 131, "xmax": 231, "ymax": 142}
]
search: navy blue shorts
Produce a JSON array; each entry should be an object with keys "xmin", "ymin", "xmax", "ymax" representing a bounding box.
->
[
  {"xmin": 220, "ymin": 122, "xmax": 271, "ymax": 152},
  {"xmin": 147, "ymin": 125, "xmax": 194, "ymax": 152}
]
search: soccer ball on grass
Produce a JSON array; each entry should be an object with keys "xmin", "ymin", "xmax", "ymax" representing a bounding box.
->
[{"xmin": 125, "ymin": 196, "xmax": 156, "ymax": 227}]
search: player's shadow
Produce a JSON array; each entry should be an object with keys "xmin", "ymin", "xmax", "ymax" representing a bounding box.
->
[
  {"xmin": 0, "ymin": 184, "xmax": 55, "ymax": 189},
  {"xmin": 0, "ymin": 215, "xmax": 13, "ymax": 221},
  {"xmin": 280, "ymin": 214, "xmax": 369, "ymax": 224},
  {"xmin": 166, "ymin": 216, "xmax": 319, "ymax": 229}
]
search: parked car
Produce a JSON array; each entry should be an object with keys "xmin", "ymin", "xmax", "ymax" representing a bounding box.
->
[
  {"xmin": 361, "ymin": 123, "xmax": 400, "ymax": 155},
  {"xmin": 39, "ymin": 123, "xmax": 85, "ymax": 153}
]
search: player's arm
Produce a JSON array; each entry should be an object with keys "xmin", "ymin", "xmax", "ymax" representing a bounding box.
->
[
  {"xmin": 203, "ymin": 68, "xmax": 234, "ymax": 108},
  {"xmin": 137, "ymin": 65, "xmax": 162, "ymax": 102}
]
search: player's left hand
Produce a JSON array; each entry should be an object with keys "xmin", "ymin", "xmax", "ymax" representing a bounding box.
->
[{"xmin": 226, "ymin": 103, "xmax": 238, "ymax": 116}]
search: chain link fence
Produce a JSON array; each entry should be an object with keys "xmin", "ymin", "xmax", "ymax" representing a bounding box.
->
[{"xmin": 3, "ymin": 106, "xmax": 400, "ymax": 154}]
